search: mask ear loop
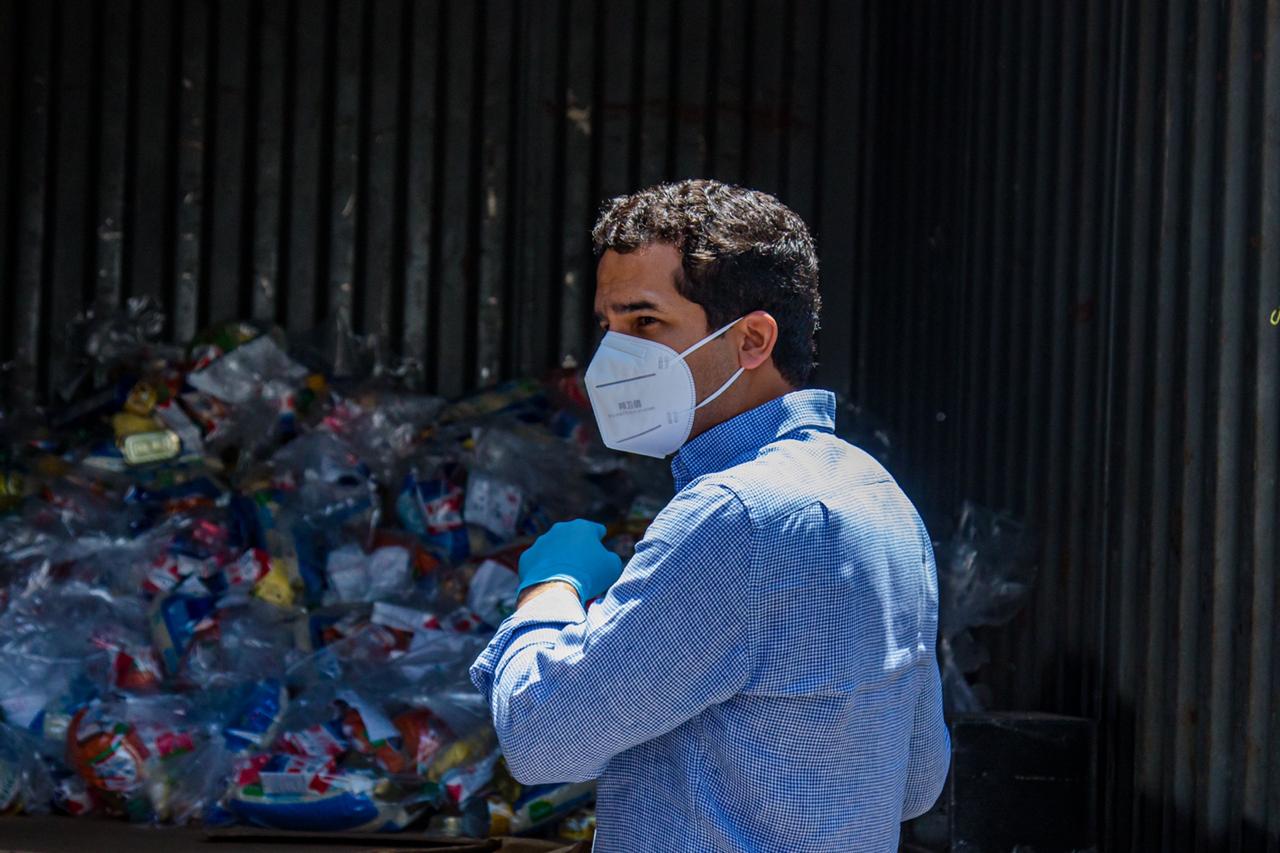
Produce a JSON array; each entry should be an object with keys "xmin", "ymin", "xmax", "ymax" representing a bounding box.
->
[
  {"xmin": 676, "ymin": 315, "xmax": 748, "ymax": 360},
  {"xmin": 693, "ymin": 365, "xmax": 745, "ymax": 411},
  {"xmin": 677, "ymin": 314, "xmax": 749, "ymax": 412}
]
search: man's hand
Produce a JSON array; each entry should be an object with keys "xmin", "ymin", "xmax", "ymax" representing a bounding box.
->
[{"xmin": 516, "ymin": 519, "xmax": 623, "ymax": 603}]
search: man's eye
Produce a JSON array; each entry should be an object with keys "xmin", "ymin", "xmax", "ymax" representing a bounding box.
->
[{"xmin": 636, "ymin": 316, "xmax": 657, "ymax": 328}]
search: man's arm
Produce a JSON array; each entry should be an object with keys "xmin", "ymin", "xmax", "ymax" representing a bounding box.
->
[
  {"xmin": 469, "ymin": 483, "xmax": 756, "ymax": 785},
  {"xmin": 900, "ymin": 655, "xmax": 951, "ymax": 819},
  {"xmin": 902, "ymin": 531, "xmax": 951, "ymax": 819}
]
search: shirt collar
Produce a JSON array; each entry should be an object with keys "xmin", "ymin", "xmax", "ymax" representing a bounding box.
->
[{"xmin": 670, "ymin": 388, "xmax": 837, "ymax": 491}]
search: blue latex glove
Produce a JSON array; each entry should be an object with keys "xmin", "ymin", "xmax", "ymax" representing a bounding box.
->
[{"xmin": 516, "ymin": 519, "xmax": 624, "ymax": 603}]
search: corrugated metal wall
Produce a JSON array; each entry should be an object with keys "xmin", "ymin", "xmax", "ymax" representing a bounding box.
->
[
  {"xmin": 0, "ymin": 0, "xmax": 876, "ymax": 404},
  {"xmin": 871, "ymin": 1, "xmax": 1279, "ymax": 851},
  {"xmin": 3, "ymin": 1, "xmax": 1279, "ymax": 851}
]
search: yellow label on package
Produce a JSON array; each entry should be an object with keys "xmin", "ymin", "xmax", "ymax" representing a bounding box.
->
[
  {"xmin": 120, "ymin": 430, "xmax": 182, "ymax": 465},
  {"xmin": 254, "ymin": 559, "xmax": 295, "ymax": 607}
]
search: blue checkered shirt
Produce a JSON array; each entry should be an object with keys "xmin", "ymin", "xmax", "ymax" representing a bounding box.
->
[{"xmin": 470, "ymin": 389, "xmax": 951, "ymax": 851}]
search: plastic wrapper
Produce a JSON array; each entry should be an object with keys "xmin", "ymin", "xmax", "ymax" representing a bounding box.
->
[
  {"xmin": 462, "ymin": 472, "xmax": 525, "ymax": 541},
  {"xmin": 934, "ymin": 501, "xmax": 1039, "ymax": 713},
  {"xmin": 186, "ymin": 334, "xmax": 307, "ymax": 408},
  {"xmin": 158, "ymin": 734, "xmax": 237, "ymax": 825},
  {"xmin": 179, "ymin": 603, "xmax": 299, "ymax": 690},
  {"xmin": 0, "ymin": 652, "xmax": 91, "ymax": 741},
  {"xmin": 323, "ymin": 544, "xmax": 411, "ymax": 605},
  {"xmin": 225, "ymin": 756, "xmax": 433, "ymax": 832},
  {"xmin": 185, "ymin": 333, "xmax": 316, "ymax": 458},
  {"xmin": 321, "ymin": 391, "xmax": 445, "ymax": 486},
  {"xmin": 465, "ymin": 557, "xmax": 520, "ymax": 629},
  {"xmin": 466, "ymin": 421, "xmax": 624, "ymax": 532},
  {"xmin": 557, "ymin": 806, "xmax": 597, "ymax": 842},
  {"xmin": 394, "ymin": 708, "xmax": 453, "ymax": 774},
  {"xmin": 462, "ymin": 760, "xmax": 595, "ymax": 837},
  {"xmin": 0, "ymin": 580, "xmax": 144, "ymax": 658},
  {"xmin": 287, "ymin": 308, "xmax": 378, "ymax": 385},
  {"xmin": 263, "ymin": 432, "xmax": 384, "ymax": 605},
  {"xmin": 149, "ymin": 593, "xmax": 218, "ymax": 677},
  {"xmin": 222, "ymin": 680, "xmax": 289, "ymax": 753},
  {"xmin": 64, "ymin": 695, "xmax": 205, "ymax": 821},
  {"xmin": 936, "ymin": 501, "xmax": 1038, "ymax": 641},
  {"xmin": 216, "ymin": 686, "xmax": 477, "ymax": 833},
  {"xmin": 0, "ymin": 722, "xmax": 54, "ymax": 814},
  {"xmin": 334, "ymin": 689, "xmax": 410, "ymax": 774},
  {"xmin": 52, "ymin": 773, "xmax": 96, "ymax": 816},
  {"xmin": 397, "ymin": 469, "xmax": 471, "ymax": 564},
  {"xmin": 56, "ymin": 297, "xmax": 184, "ymax": 412}
]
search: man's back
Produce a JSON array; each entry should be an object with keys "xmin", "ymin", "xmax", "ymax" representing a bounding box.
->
[
  {"xmin": 592, "ymin": 390, "xmax": 950, "ymax": 851},
  {"xmin": 472, "ymin": 390, "xmax": 950, "ymax": 853}
]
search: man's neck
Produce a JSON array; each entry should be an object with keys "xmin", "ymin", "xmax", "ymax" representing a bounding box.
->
[{"xmin": 687, "ymin": 374, "xmax": 795, "ymax": 442}]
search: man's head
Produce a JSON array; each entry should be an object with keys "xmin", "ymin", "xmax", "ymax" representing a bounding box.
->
[{"xmin": 590, "ymin": 179, "xmax": 821, "ymax": 441}]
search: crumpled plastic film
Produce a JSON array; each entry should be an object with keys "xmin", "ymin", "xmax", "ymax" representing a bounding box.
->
[
  {"xmin": 0, "ymin": 721, "xmax": 54, "ymax": 814},
  {"xmin": 933, "ymin": 500, "xmax": 1039, "ymax": 714}
]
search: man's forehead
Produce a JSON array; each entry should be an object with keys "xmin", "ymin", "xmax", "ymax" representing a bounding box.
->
[
  {"xmin": 596, "ymin": 267, "xmax": 673, "ymax": 307},
  {"xmin": 593, "ymin": 244, "xmax": 692, "ymax": 315}
]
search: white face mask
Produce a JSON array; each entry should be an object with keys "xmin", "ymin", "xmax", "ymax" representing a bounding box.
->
[{"xmin": 584, "ymin": 316, "xmax": 747, "ymax": 458}]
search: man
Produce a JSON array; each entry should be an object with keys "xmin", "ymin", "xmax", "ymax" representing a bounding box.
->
[{"xmin": 469, "ymin": 179, "xmax": 950, "ymax": 852}]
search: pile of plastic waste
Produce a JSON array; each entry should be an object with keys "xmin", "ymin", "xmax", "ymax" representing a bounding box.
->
[{"xmin": 0, "ymin": 299, "xmax": 671, "ymax": 841}]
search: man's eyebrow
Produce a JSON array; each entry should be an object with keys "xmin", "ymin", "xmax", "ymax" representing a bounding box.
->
[
  {"xmin": 593, "ymin": 300, "xmax": 662, "ymax": 323},
  {"xmin": 612, "ymin": 300, "xmax": 661, "ymax": 314}
]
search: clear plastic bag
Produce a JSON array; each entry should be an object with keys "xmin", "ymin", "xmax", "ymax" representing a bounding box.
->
[
  {"xmin": 467, "ymin": 421, "xmax": 607, "ymax": 526},
  {"xmin": 287, "ymin": 308, "xmax": 374, "ymax": 381},
  {"xmin": 321, "ymin": 391, "xmax": 445, "ymax": 486},
  {"xmin": 936, "ymin": 501, "xmax": 1038, "ymax": 642},
  {"xmin": 181, "ymin": 603, "xmax": 300, "ymax": 690},
  {"xmin": 57, "ymin": 297, "xmax": 183, "ymax": 401},
  {"xmin": 0, "ymin": 721, "xmax": 54, "ymax": 813},
  {"xmin": 64, "ymin": 694, "xmax": 206, "ymax": 821},
  {"xmin": 186, "ymin": 334, "xmax": 308, "ymax": 407},
  {"xmin": 934, "ymin": 501, "xmax": 1038, "ymax": 713}
]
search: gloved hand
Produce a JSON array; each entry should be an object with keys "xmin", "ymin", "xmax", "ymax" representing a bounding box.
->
[{"xmin": 516, "ymin": 519, "xmax": 624, "ymax": 603}]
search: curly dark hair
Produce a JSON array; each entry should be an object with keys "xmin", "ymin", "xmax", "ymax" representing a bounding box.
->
[{"xmin": 590, "ymin": 179, "xmax": 821, "ymax": 387}]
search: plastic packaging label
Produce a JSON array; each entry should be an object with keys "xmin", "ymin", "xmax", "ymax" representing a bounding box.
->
[
  {"xmin": 335, "ymin": 691, "xmax": 398, "ymax": 744},
  {"xmin": 257, "ymin": 755, "xmax": 336, "ymax": 796},
  {"xmin": 463, "ymin": 475, "xmax": 522, "ymax": 539},
  {"xmin": 370, "ymin": 602, "xmax": 439, "ymax": 635},
  {"xmin": 467, "ymin": 559, "xmax": 519, "ymax": 628},
  {"xmin": 279, "ymin": 723, "xmax": 347, "ymax": 759}
]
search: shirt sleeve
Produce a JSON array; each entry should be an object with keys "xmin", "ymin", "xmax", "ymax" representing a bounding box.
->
[
  {"xmin": 901, "ymin": 530, "xmax": 952, "ymax": 819},
  {"xmin": 900, "ymin": 654, "xmax": 951, "ymax": 819},
  {"xmin": 468, "ymin": 482, "xmax": 757, "ymax": 785}
]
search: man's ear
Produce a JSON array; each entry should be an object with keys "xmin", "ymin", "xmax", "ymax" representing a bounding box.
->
[{"xmin": 737, "ymin": 310, "xmax": 779, "ymax": 370}]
